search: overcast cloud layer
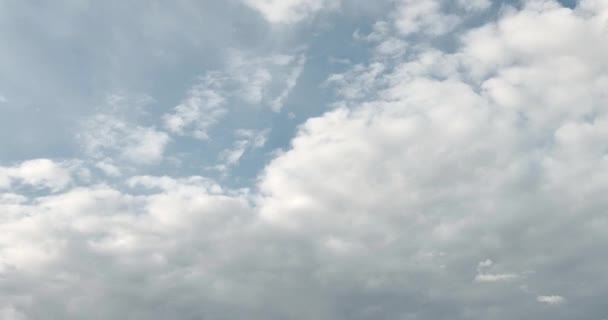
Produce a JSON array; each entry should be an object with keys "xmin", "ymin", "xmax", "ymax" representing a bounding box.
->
[{"xmin": 1, "ymin": 0, "xmax": 608, "ymax": 319}]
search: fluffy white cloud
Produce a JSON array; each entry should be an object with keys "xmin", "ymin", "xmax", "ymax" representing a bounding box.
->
[
  {"xmin": 257, "ymin": 0, "xmax": 608, "ymax": 316},
  {"xmin": 242, "ymin": 0, "xmax": 340, "ymax": 24},
  {"xmin": 0, "ymin": 177, "xmax": 260, "ymax": 318},
  {"xmin": 0, "ymin": 159, "xmax": 72, "ymax": 191}
]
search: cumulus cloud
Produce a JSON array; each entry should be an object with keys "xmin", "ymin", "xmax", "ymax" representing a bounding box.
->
[
  {"xmin": 2, "ymin": 0, "xmax": 608, "ymax": 319},
  {"xmin": 0, "ymin": 159, "xmax": 73, "ymax": 191},
  {"xmin": 0, "ymin": 177, "xmax": 258, "ymax": 318},
  {"xmin": 256, "ymin": 0, "xmax": 608, "ymax": 317}
]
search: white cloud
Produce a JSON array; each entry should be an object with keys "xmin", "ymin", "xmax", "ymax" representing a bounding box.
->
[
  {"xmin": 0, "ymin": 193, "xmax": 28, "ymax": 205},
  {"xmin": 474, "ymin": 259, "xmax": 518, "ymax": 282},
  {"xmin": 0, "ymin": 178, "xmax": 259, "ymax": 318},
  {"xmin": 373, "ymin": 37, "xmax": 408, "ymax": 58},
  {"xmin": 127, "ymin": 175, "xmax": 223, "ymax": 193},
  {"xmin": 353, "ymin": 21, "xmax": 391, "ymax": 42},
  {"xmin": 537, "ymin": 295, "xmax": 566, "ymax": 305},
  {"xmin": 95, "ymin": 160, "xmax": 122, "ymax": 177},
  {"xmin": 457, "ymin": 0, "xmax": 491, "ymax": 12},
  {"xmin": 242, "ymin": 0, "xmax": 340, "ymax": 24},
  {"xmin": 0, "ymin": 168, "xmax": 10, "ymax": 189},
  {"xmin": 163, "ymin": 51, "xmax": 305, "ymax": 140},
  {"xmin": 324, "ymin": 62, "xmax": 386, "ymax": 102},
  {"xmin": 393, "ymin": 0, "xmax": 461, "ymax": 36},
  {"xmin": 255, "ymin": 1, "xmax": 608, "ymax": 317},
  {"xmin": 225, "ymin": 129, "xmax": 269, "ymax": 164},
  {"xmin": 0, "ymin": 159, "xmax": 72, "ymax": 191},
  {"xmin": 226, "ymin": 50, "xmax": 306, "ymax": 111},
  {"xmin": 474, "ymin": 273, "xmax": 518, "ymax": 282},
  {"xmin": 163, "ymin": 74, "xmax": 227, "ymax": 140},
  {"xmin": 2, "ymin": 1, "xmax": 608, "ymax": 319},
  {"xmin": 80, "ymin": 114, "xmax": 170, "ymax": 165},
  {"xmin": 214, "ymin": 129, "xmax": 270, "ymax": 174}
]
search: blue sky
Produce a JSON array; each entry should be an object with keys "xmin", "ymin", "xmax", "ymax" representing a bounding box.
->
[{"xmin": 1, "ymin": 0, "xmax": 608, "ymax": 319}]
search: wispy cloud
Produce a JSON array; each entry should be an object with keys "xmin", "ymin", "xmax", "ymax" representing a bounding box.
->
[
  {"xmin": 242, "ymin": 0, "xmax": 340, "ymax": 24},
  {"xmin": 80, "ymin": 114, "xmax": 169, "ymax": 165},
  {"xmin": 214, "ymin": 128, "xmax": 270, "ymax": 174},
  {"xmin": 537, "ymin": 295, "xmax": 566, "ymax": 305},
  {"xmin": 163, "ymin": 74, "xmax": 228, "ymax": 140}
]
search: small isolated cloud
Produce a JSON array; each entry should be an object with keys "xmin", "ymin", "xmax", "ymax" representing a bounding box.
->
[
  {"xmin": 477, "ymin": 259, "xmax": 493, "ymax": 269},
  {"xmin": 242, "ymin": 0, "xmax": 340, "ymax": 24},
  {"xmin": 474, "ymin": 259, "xmax": 518, "ymax": 282},
  {"xmin": 475, "ymin": 273, "xmax": 519, "ymax": 282},
  {"xmin": 0, "ymin": 93, "xmax": 6, "ymax": 103},
  {"xmin": 537, "ymin": 295, "xmax": 566, "ymax": 305}
]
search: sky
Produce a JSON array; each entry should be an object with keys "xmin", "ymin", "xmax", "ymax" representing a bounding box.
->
[{"xmin": 1, "ymin": 0, "xmax": 607, "ymax": 319}]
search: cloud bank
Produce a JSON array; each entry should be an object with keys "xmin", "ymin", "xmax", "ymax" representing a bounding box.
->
[{"xmin": 1, "ymin": 0, "xmax": 608, "ymax": 319}]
